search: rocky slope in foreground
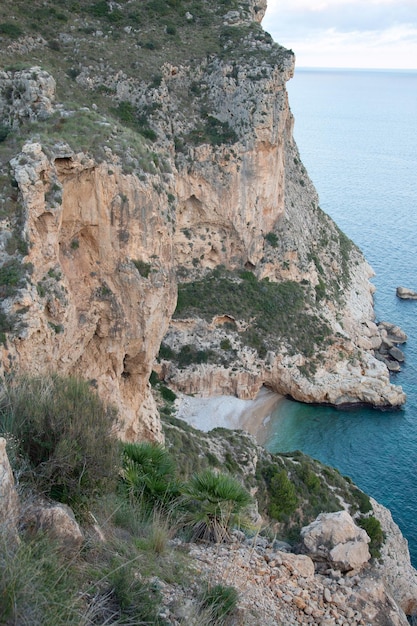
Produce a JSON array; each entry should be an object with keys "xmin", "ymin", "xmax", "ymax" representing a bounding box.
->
[
  {"xmin": 0, "ymin": 0, "xmax": 405, "ymax": 442},
  {"xmin": 2, "ymin": 417, "xmax": 417, "ymax": 624}
]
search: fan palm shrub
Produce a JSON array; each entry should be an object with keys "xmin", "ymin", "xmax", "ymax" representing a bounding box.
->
[
  {"xmin": 181, "ymin": 469, "xmax": 252, "ymax": 543},
  {"xmin": 121, "ymin": 442, "xmax": 180, "ymax": 512}
]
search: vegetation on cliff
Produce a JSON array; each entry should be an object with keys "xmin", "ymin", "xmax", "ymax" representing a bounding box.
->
[
  {"xmin": 0, "ymin": 374, "xmax": 384, "ymax": 624},
  {"xmin": 173, "ymin": 267, "xmax": 333, "ymax": 361}
]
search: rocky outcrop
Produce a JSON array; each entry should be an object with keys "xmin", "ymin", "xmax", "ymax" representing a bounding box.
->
[
  {"xmin": 22, "ymin": 502, "xmax": 84, "ymax": 556},
  {"xmin": 396, "ymin": 286, "xmax": 417, "ymax": 300},
  {"xmin": 0, "ymin": 437, "xmax": 19, "ymax": 543},
  {"xmin": 372, "ymin": 498, "xmax": 417, "ymax": 616},
  {"xmin": 1, "ymin": 138, "xmax": 177, "ymax": 442},
  {"xmin": 0, "ymin": 66, "xmax": 55, "ymax": 128},
  {"xmin": 374, "ymin": 321, "xmax": 408, "ymax": 372},
  {"xmin": 300, "ymin": 510, "xmax": 371, "ymax": 573}
]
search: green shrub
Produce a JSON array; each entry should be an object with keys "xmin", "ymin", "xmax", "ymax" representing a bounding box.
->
[
  {"xmin": 181, "ymin": 469, "xmax": 251, "ymax": 542},
  {"xmin": 174, "ymin": 268, "xmax": 333, "ymax": 359},
  {"xmin": 158, "ymin": 343, "xmax": 175, "ymax": 360},
  {"xmin": 149, "ymin": 370, "xmax": 160, "ymax": 387},
  {"xmin": 114, "ymin": 102, "xmax": 157, "ymax": 140},
  {"xmin": 0, "ymin": 375, "xmax": 119, "ymax": 514},
  {"xmin": 177, "ymin": 344, "xmax": 211, "ymax": 367},
  {"xmin": 106, "ymin": 562, "xmax": 165, "ymax": 624},
  {"xmin": 0, "ymin": 23, "xmax": 23, "ymax": 38},
  {"xmin": 188, "ymin": 115, "xmax": 238, "ymax": 146},
  {"xmin": 121, "ymin": 442, "xmax": 180, "ymax": 511},
  {"xmin": 350, "ymin": 487, "xmax": 372, "ymax": 514},
  {"xmin": 0, "ymin": 309, "xmax": 15, "ymax": 337},
  {"xmin": 200, "ymin": 583, "xmax": 238, "ymax": 623},
  {"xmin": 86, "ymin": 1, "xmax": 110, "ymax": 18},
  {"xmin": 357, "ymin": 515, "xmax": 384, "ymax": 558},
  {"xmin": 159, "ymin": 385, "xmax": 177, "ymax": 402},
  {"xmin": 0, "ymin": 124, "xmax": 9, "ymax": 143},
  {"xmin": 132, "ymin": 259, "xmax": 151, "ymax": 278},
  {"xmin": 0, "ymin": 259, "xmax": 29, "ymax": 298},
  {"xmin": 315, "ymin": 278, "xmax": 326, "ymax": 301},
  {"xmin": 267, "ymin": 469, "xmax": 298, "ymax": 521},
  {"xmin": 220, "ymin": 338, "xmax": 232, "ymax": 350},
  {"xmin": 265, "ymin": 231, "xmax": 278, "ymax": 248}
]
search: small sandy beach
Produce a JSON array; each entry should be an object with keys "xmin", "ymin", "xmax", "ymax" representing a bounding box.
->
[{"xmin": 175, "ymin": 387, "xmax": 283, "ymax": 443}]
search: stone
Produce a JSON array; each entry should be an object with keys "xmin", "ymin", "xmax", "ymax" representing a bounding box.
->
[
  {"xmin": 386, "ymin": 359, "xmax": 401, "ymax": 372},
  {"xmin": 378, "ymin": 322, "xmax": 408, "ymax": 344},
  {"xmin": 323, "ymin": 588, "xmax": 332, "ymax": 603},
  {"xmin": 0, "ymin": 67, "xmax": 56, "ymax": 128},
  {"xmin": 300, "ymin": 511, "xmax": 371, "ymax": 572},
  {"xmin": 281, "ymin": 553, "xmax": 315, "ymax": 579},
  {"xmin": 0, "ymin": 438, "xmax": 19, "ymax": 544},
  {"xmin": 396, "ymin": 286, "xmax": 417, "ymax": 300},
  {"xmin": 293, "ymin": 596, "xmax": 306, "ymax": 610},
  {"xmin": 22, "ymin": 502, "xmax": 83, "ymax": 555},
  {"xmin": 273, "ymin": 539, "xmax": 292, "ymax": 552},
  {"xmin": 389, "ymin": 346, "xmax": 405, "ymax": 362}
]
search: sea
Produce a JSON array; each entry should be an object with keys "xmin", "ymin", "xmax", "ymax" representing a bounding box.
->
[{"xmin": 263, "ymin": 68, "xmax": 417, "ymax": 565}]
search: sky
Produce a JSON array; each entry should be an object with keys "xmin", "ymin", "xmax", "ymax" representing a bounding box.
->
[{"xmin": 262, "ymin": 0, "xmax": 417, "ymax": 69}]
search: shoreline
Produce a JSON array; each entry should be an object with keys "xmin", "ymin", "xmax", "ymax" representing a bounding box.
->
[{"xmin": 175, "ymin": 387, "xmax": 283, "ymax": 444}]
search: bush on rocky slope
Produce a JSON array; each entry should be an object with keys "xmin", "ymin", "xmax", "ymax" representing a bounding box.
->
[{"xmin": 0, "ymin": 374, "xmax": 391, "ymax": 624}]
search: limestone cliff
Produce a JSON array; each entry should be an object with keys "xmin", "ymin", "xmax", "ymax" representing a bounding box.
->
[
  {"xmin": 1, "ymin": 138, "xmax": 176, "ymax": 441},
  {"xmin": 0, "ymin": 0, "xmax": 405, "ymax": 443}
]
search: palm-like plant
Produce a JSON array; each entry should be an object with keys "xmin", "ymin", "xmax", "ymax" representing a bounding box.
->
[
  {"xmin": 181, "ymin": 469, "xmax": 252, "ymax": 543},
  {"xmin": 121, "ymin": 442, "xmax": 179, "ymax": 511}
]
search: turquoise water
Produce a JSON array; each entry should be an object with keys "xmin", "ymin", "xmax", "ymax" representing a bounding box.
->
[{"xmin": 264, "ymin": 69, "xmax": 417, "ymax": 565}]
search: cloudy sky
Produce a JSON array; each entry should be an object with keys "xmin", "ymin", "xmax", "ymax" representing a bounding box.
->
[{"xmin": 262, "ymin": 0, "xmax": 417, "ymax": 69}]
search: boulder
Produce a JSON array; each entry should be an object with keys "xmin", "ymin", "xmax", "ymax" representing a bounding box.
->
[
  {"xmin": 0, "ymin": 437, "xmax": 20, "ymax": 543},
  {"xmin": 378, "ymin": 322, "xmax": 408, "ymax": 344},
  {"xmin": 389, "ymin": 346, "xmax": 405, "ymax": 363},
  {"xmin": 22, "ymin": 502, "xmax": 84, "ymax": 556},
  {"xmin": 396, "ymin": 287, "xmax": 417, "ymax": 300},
  {"xmin": 300, "ymin": 510, "xmax": 371, "ymax": 573},
  {"xmin": 281, "ymin": 553, "xmax": 315, "ymax": 579},
  {"xmin": 385, "ymin": 359, "xmax": 401, "ymax": 372}
]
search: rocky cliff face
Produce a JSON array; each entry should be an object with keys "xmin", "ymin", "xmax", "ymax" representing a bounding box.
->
[
  {"xmin": 0, "ymin": 0, "xmax": 405, "ymax": 442},
  {"xmin": 1, "ymin": 138, "xmax": 176, "ymax": 441}
]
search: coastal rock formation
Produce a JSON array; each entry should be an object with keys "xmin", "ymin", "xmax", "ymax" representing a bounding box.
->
[
  {"xmin": 374, "ymin": 321, "xmax": 408, "ymax": 372},
  {"xmin": 372, "ymin": 498, "xmax": 417, "ymax": 615},
  {"xmin": 396, "ymin": 286, "xmax": 417, "ymax": 300},
  {"xmin": 0, "ymin": 1, "xmax": 405, "ymax": 437}
]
